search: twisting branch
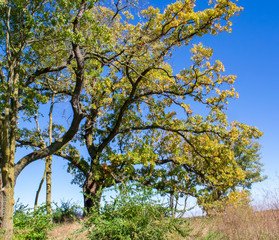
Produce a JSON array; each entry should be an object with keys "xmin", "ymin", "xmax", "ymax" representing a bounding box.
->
[
  {"xmin": 97, "ymin": 67, "xmax": 152, "ymax": 153},
  {"xmin": 14, "ymin": 1, "xmax": 89, "ymax": 181},
  {"xmin": 24, "ymin": 53, "xmax": 74, "ymax": 87},
  {"xmin": 16, "ymin": 140, "xmax": 44, "ymax": 148}
]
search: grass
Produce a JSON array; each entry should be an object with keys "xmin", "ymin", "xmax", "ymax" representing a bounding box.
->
[
  {"xmin": 12, "ymin": 183, "xmax": 279, "ymax": 239},
  {"xmin": 48, "ymin": 222, "xmax": 86, "ymax": 240},
  {"xmin": 47, "ymin": 206, "xmax": 279, "ymax": 240},
  {"xmin": 187, "ymin": 206, "xmax": 279, "ymax": 240},
  {"xmin": 213, "ymin": 206, "xmax": 279, "ymax": 240}
]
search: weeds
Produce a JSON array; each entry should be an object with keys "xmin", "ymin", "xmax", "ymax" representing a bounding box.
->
[
  {"xmin": 83, "ymin": 184, "xmax": 191, "ymax": 240},
  {"xmin": 52, "ymin": 200, "xmax": 82, "ymax": 224},
  {"xmin": 7, "ymin": 187, "xmax": 279, "ymax": 240},
  {"xmin": 13, "ymin": 204, "xmax": 52, "ymax": 240}
]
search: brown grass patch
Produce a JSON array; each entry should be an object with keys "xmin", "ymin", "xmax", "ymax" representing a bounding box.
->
[
  {"xmin": 212, "ymin": 206, "xmax": 279, "ymax": 240},
  {"xmin": 169, "ymin": 206, "xmax": 279, "ymax": 240},
  {"xmin": 48, "ymin": 221, "xmax": 87, "ymax": 240}
]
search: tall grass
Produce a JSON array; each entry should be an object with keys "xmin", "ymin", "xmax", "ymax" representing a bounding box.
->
[
  {"xmin": 182, "ymin": 204, "xmax": 279, "ymax": 240},
  {"xmin": 47, "ymin": 203, "xmax": 279, "ymax": 240},
  {"xmin": 213, "ymin": 205, "xmax": 279, "ymax": 240},
  {"xmin": 9, "ymin": 184, "xmax": 279, "ymax": 240}
]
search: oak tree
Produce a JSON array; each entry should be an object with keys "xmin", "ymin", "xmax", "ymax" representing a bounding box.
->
[
  {"xmin": 51, "ymin": 0, "xmax": 263, "ymax": 212},
  {"xmin": 0, "ymin": 0, "xmax": 93, "ymax": 236}
]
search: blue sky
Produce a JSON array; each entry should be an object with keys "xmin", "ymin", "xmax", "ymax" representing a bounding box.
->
[{"xmin": 14, "ymin": 0, "xmax": 279, "ymax": 209}]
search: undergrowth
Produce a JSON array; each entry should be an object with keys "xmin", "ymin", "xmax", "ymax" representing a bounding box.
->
[{"xmin": 83, "ymin": 185, "xmax": 192, "ymax": 240}]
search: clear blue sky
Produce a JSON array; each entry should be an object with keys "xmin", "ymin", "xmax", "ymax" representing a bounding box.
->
[{"xmin": 15, "ymin": 0, "xmax": 279, "ymax": 209}]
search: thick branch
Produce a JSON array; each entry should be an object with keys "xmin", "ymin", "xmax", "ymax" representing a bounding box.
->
[
  {"xmin": 119, "ymin": 124, "xmax": 218, "ymax": 135},
  {"xmin": 14, "ymin": 1, "xmax": 89, "ymax": 181},
  {"xmin": 85, "ymin": 108, "xmax": 98, "ymax": 159},
  {"xmin": 97, "ymin": 67, "xmax": 151, "ymax": 152},
  {"xmin": 24, "ymin": 54, "xmax": 74, "ymax": 87},
  {"xmin": 16, "ymin": 139, "xmax": 44, "ymax": 148},
  {"xmin": 55, "ymin": 152, "xmax": 89, "ymax": 177},
  {"xmin": 118, "ymin": 124, "xmax": 212, "ymax": 164}
]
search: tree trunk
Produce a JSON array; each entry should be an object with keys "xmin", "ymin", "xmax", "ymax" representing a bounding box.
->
[
  {"xmin": 0, "ymin": 170, "xmax": 3, "ymax": 228},
  {"xmin": 46, "ymin": 95, "xmax": 54, "ymax": 214},
  {"xmin": 83, "ymin": 176, "xmax": 102, "ymax": 214},
  {"xmin": 34, "ymin": 156, "xmax": 52, "ymax": 213},
  {"xmin": 2, "ymin": 180, "xmax": 14, "ymax": 240},
  {"xmin": 1, "ymin": 104, "xmax": 17, "ymax": 239},
  {"xmin": 0, "ymin": 147, "xmax": 3, "ymax": 228},
  {"xmin": 1, "ymin": 133, "xmax": 16, "ymax": 239},
  {"xmin": 46, "ymin": 156, "xmax": 52, "ymax": 214},
  {"xmin": 169, "ymin": 192, "xmax": 174, "ymax": 211},
  {"xmin": 34, "ymin": 165, "xmax": 47, "ymax": 211},
  {"xmin": 1, "ymin": 120, "xmax": 16, "ymax": 239},
  {"xmin": 1, "ymin": 12, "xmax": 20, "ymax": 234}
]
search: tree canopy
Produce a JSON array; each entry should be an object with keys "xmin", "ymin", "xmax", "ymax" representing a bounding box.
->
[
  {"xmin": 0, "ymin": 0, "xmax": 264, "ymax": 236},
  {"xmin": 41, "ymin": 0, "xmax": 263, "ymax": 211}
]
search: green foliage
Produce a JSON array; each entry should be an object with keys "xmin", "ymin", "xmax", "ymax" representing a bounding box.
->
[
  {"xmin": 63, "ymin": 0, "xmax": 263, "ymax": 214},
  {"xmin": 13, "ymin": 204, "xmax": 52, "ymax": 240},
  {"xmin": 197, "ymin": 140, "xmax": 266, "ymax": 215},
  {"xmin": 83, "ymin": 185, "xmax": 191, "ymax": 240},
  {"xmin": 0, "ymin": 0, "xmax": 265, "ymax": 235},
  {"xmin": 201, "ymin": 230, "xmax": 228, "ymax": 240},
  {"xmin": 52, "ymin": 200, "xmax": 82, "ymax": 224}
]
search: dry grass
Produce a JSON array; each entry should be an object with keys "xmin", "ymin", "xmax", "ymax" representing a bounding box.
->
[
  {"xmin": 213, "ymin": 206, "xmax": 279, "ymax": 240},
  {"xmin": 48, "ymin": 206, "xmax": 279, "ymax": 240},
  {"xmin": 48, "ymin": 221, "xmax": 87, "ymax": 240},
  {"xmin": 169, "ymin": 205, "xmax": 279, "ymax": 240}
]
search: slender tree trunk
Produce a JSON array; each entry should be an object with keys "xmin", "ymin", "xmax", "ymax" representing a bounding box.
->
[
  {"xmin": 46, "ymin": 95, "xmax": 54, "ymax": 214},
  {"xmin": 178, "ymin": 196, "xmax": 188, "ymax": 218},
  {"xmin": 34, "ymin": 166, "xmax": 47, "ymax": 211},
  {"xmin": 170, "ymin": 192, "xmax": 174, "ymax": 211},
  {"xmin": 0, "ymin": 170, "xmax": 3, "ymax": 228},
  {"xmin": 46, "ymin": 156, "xmax": 52, "ymax": 214},
  {"xmin": 174, "ymin": 195, "xmax": 179, "ymax": 214},
  {"xmin": 83, "ymin": 175, "xmax": 102, "ymax": 214},
  {"xmin": 33, "ymin": 95, "xmax": 54, "ymax": 213}
]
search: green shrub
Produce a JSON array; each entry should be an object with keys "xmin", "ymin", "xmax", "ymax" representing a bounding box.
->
[
  {"xmin": 83, "ymin": 185, "xmax": 191, "ymax": 240},
  {"xmin": 13, "ymin": 204, "xmax": 52, "ymax": 240},
  {"xmin": 52, "ymin": 200, "xmax": 82, "ymax": 224}
]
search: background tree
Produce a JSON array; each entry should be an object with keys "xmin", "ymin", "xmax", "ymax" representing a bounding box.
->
[
  {"xmin": 0, "ymin": 0, "xmax": 94, "ymax": 236},
  {"xmin": 197, "ymin": 140, "xmax": 265, "ymax": 214},
  {"xmin": 32, "ymin": 94, "xmax": 54, "ymax": 213}
]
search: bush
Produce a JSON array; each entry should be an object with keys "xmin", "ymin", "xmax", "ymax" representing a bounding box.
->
[
  {"xmin": 13, "ymin": 204, "xmax": 52, "ymax": 240},
  {"xmin": 52, "ymin": 200, "xmax": 82, "ymax": 224},
  {"xmin": 83, "ymin": 185, "xmax": 191, "ymax": 240}
]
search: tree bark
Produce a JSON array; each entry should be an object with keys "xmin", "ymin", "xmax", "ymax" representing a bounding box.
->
[
  {"xmin": 2, "ymin": 181, "xmax": 14, "ymax": 240},
  {"xmin": 1, "ymin": 108, "xmax": 16, "ymax": 240},
  {"xmin": 0, "ymin": 150, "xmax": 3, "ymax": 228},
  {"xmin": 83, "ymin": 175, "xmax": 102, "ymax": 214}
]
